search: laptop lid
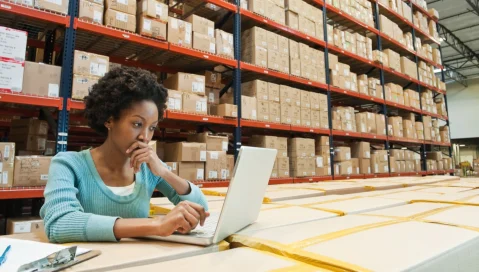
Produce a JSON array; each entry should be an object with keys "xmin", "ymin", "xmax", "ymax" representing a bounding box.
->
[{"xmin": 212, "ymin": 146, "xmax": 277, "ymax": 243}]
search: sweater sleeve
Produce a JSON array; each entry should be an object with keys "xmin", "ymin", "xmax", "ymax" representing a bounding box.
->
[
  {"xmin": 40, "ymin": 154, "xmax": 119, "ymax": 243},
  {"xmin": 155, "ymin": 175, "xmax": 209, "ymax": 211}
]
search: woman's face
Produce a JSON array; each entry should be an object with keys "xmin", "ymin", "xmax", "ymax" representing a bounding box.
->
[{"xmin": 107, "ymin": 100, "xmax": 159, "ymax": 154}]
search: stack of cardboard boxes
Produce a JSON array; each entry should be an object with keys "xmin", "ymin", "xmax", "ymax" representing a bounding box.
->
[
  {"xmin": 332, "ymin": 106, "xmax": 356, "ymax": 132},
  {"xmin": 384, "ymin": 49, "xmax": 401, "ymax": 71},
  {"xmin": 357, "ymin": 74, "xmax": 369, "ymax": 95},
  {"xmin": 426, "ymin": 151, "xmax": 442, "ymax": 172},
  {"xmin": 164, "ymin": 72, "xmax": 208, "ymax": 115},
  {"xmin": 418, "ymin": 61, "xmax": 435, "ymax": 86},
  {"xmin": 164, "ymin": 142, "xmax": 207, "ymax": 181},
  {"xmin": 404, "ymin": 33, "xmax": 414, "ymax": 51},
  {"xmin": 388, "ymin": 116, "xmax": 404, "ymax": 138},
  {"xmin": 249, "ymin": 0, "xmax": 286, "ymax": 26},
  {"xmin": 436, "ymin": 98, "xmax": 447, "ymax": 117},
  {"xmin": 333, "ymin": 27, "xmax": 373, "ymax": 63},
  {"xmin": 405, "ymin": 89, "xmax": 421, "ymax": 110},
  {"xmin": 34, "ymin": 0, "xmax": 69, "ymax": 14},
  {"xmin": 385, "ymin": 83, "xmax": 404, "ymax": 104},
  {"xmin": 104, "ymin": 0, "xmax": 136, "ymax": 32},
  {"xmin": 250, "ymin": 135, "xmax": 289, "ymax": 178},
  {"xmin": 298, "ymin": 43, "xmax": 325, "ymax": 82},
  {"xmin": 72, "ymin": 50, "xmax": 110, "ymax": 100},
  {"xmin": 78, "ymin": 0, "xmax": 103, "ymax": 24},
  {"xmin": 333, "ymin": 146, "xmax": 352, "ymax": 176},
  {"xmin": 187, "ymin": 15, "xmax": 216, "ymax": 54},
  {"xmin": 379, "ymin": 15, "xmax": 405, "ymax": 44},
  {"xmin": 242, "ymin": 26, "xmax": 268, "ymax": 68},
  {"xmin": 415, "ymin": 121, "xmax": 425, "ymax": 140},
  {"xmin": 215, "ymin": 29, "xmax": 234, "ymax": 59},
  {"xmin": 423, "ymin": 115, "xmax": 433, "ymax": 141},
  {"xmin": 220, "ymin": 89, "xmax": 257, "ymax": 120},
  {"xmin": 390, "ymin": 149, "xmax": 421, "ymax": 173},
  {"xmin": 279, "ymin": 84, "xmax": 300, "ymax": 125},
  {"xmin": 379, "ymin": 0, "xmax": 412, "ymax": 22},
  {"xmin": 402, "ymin": 114, "xmax": 417, "ymax": 139},
  {"xmin": 328, "ymin": 0, "xmax": 375, "ymax": 27},
  {"xmin": 414, "ymin": 10, "xmax": 429, "ymax": 34},
  {"xmin": 9, "ymin": 119, "xmax": 48, "ymax": 155},
  {"xmin": 440, "ymin": 125, "xmax": 450, "ymax": 143},
  {"xmin": 432, "ymin": 48, "xmax": 442, "ymax": 65},
  {"xmin": 432, "ymin": 119, "xmax": 441, "ymax": 142},
  {"xmin": 284, "ymin": 0, "xmax": 324, "ymax": 39},
  {"xmin": 0, "ymin": 27, "xmax": 27, "ymax": 94},
  {"xmin": 351, "ymin": 141, "xmax": 371, "ymax": 175},
  {"xmin": 429, "ymin": 8, "xmax": 439, "ymax": 20},
  {"xmin": 205, "ymin": 71, "xmax": 238, "ymax": 118},
  {"xmin": 190, "ymin": 132, "xmax": 231, "ymax": 180},
  {"xmin": 315, "ymin": 136, "xmax": 330, "ymax": 176},
  {"xmin": 137, "ymin": 0, "xmax": 168, "ymax": 40},
  {"xmin": 372, "ymin": 50, "xmax": 389, "ymax": 67},
  {"xmin": 367, "ymin": 77, "xmax": 383, "ymax": 99},
  {"xmin": 0, "ymin": 141, "xmax": 52, "ymax": 188},
  {"xmin": 371, "ymin": 149, "xmax": 389, "ymax": 174},
  {"xmin": 420, "ymin": 89, "xmax": 436, "ymax": 114},
  {"xmin": 289, "ymin": 137, "xmax": 315, "ymax": 177},
  {"xmin": 330, "ymin": 55, "xmax": 362, "ymax": 92}
]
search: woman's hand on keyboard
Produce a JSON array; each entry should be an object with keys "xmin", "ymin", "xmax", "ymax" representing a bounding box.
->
[{"xmin": 155, "ymin": 201, "xmax": 210, "ymax": 236}]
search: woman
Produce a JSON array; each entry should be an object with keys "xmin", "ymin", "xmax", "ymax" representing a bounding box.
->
[{"xmin": 40, "ymin": 67, "xmax": 209, "ymax": 243}]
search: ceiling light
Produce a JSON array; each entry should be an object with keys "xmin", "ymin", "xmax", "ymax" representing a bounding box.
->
[
  {"xmin": 459, "ymin": 144, "xmax": 466, "ymax": 147},
  {"xmin": 401, "ymin": 147, "xmax": 407, "ymax": 150}
]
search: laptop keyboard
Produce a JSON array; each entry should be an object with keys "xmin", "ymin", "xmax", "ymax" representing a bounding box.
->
[{"xmin": 189, "ymin": 213, "xmax": 219, "ymax": 238}]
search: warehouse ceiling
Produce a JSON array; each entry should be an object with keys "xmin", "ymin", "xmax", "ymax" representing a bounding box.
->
[{"xmin": 427, "ymin": 0, "xmax": 479, "ymax": 84}]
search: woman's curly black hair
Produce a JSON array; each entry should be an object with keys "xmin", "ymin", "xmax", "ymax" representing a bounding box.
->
[{"xmin": 84, "ymin": 66, "xmax": 168, "ymax": 136}]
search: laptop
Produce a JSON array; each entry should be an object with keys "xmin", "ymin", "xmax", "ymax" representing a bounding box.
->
[{"xmin": 147, "ymin": 146, "xmax": 277, "ymax": 246}]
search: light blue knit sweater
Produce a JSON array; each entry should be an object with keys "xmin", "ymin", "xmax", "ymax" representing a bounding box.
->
[{"xmin": 40, "ymin": 150, "xmax": 208, "ymax": 243}]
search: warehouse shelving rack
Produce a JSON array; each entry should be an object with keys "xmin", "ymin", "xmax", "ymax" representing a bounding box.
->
[{"xmin": 0, "ymin": 0, "xmax": 454, "ymax": 199}]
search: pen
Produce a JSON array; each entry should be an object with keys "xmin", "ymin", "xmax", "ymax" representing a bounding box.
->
[{"xmin": 0, "ymin": 245, "xmax": 11, "ymax": 266}]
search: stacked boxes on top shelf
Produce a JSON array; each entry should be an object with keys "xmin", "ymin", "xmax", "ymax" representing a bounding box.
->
[
  {"xmin": 187, "ymin": 15, "xmax": 216, "ymax": 54},
  {"xmin": 250, "ymin": 135, "xmax": 289, "ymax": 178},
  {"xmin": 327, "ymin": 0, "xmax": 375, "ymax": 27},
  {"xmin": 0, "ymin": 27, "xmax": 27, "ymax": 94},
  {"xmin": 206, "ymin": 71, "xmax": 238, "ymax": 118},
  {"xmin": 78, "ymin": 0, "xmax": 104, "ymax": 25},
  {"xmin": 137, "ymin": 0, "xmax": 168, "ymax": 40},
  {"xmin": 72, "ymin": 50, "xmax": 110, "ymax": 100},
  {"xmin": 104, "ymin": 0, "xmax": 136, "ymax": 32},
  {"xmin": 332, "ymin": 106, "xmax": 356, "ymax": 132},
  {"xmin": 289, "ymin": 137, "xmax": 315, "ymax": 177}
]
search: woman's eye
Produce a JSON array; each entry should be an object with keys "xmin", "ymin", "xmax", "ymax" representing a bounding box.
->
[
  {"xmin": 150, "ymin": 126, "xmax": 157, "ymax": 131},
  {"xmin": 134, "ymin": 122, "xmax": 142, "ymax": 127}
]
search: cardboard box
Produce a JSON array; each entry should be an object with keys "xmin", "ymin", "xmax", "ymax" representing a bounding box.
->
[
  {"xmin": 167, "ymin": 17, "xmax": 192, "ymax": 47},
  {"xmin": 288, "ymin": 138, "xmax": 315, "ymax": 158},
  {"xmin": 426, "ymin": 151, "xmax": 443, "ymax": 161},
  {"xmin": 390, "ymin": 149, "xmax": 404, "ymax": 161},
  {"xmin": 286, "ymin": 10, "xmax": 299, "ymax": 30},
  {"xmin": 209, "ymin": 104, "xmax": 237, "ymax": 118},
  {"xmin": 0, "ymin": 27, "xmax": 27, "ymax": 62},
  {"xmin": 373, "ymin": 150, "xmax": 388, "ymax": 163},
  {"xmin": 256, "ymin": 100, "xmax": 269, "ymax": 121},
  {"xmin": 193, "ymin": 132, "xmax": 229, "ymax": 151},
  {"xmin": 178, "ymin": 162, "xmax": 205, "ymax": 181},
  {"xmin": 166, "ymin": 89, "xmax": 182, "ymax": 111},
  {"xmin": 182, "ymin": 93, "xmax": 207, "ymax": 114},
  {"xmin": 186, "ymin": 14, "xmax": 214, "ymax": 38},
  {"xmin": 350, "ymin": 158, "xmax": 360, "ymax": 174},
  {"xmin": 105, "ymin": 0, "xmax": 135, "ymax": 14},
  {"xmin": 242, "ymin": 96, "xmax": 258, "ymax": 120},
  {"xmin": 164, "ymin": 142, "xmax": 206, "ymax": 162},
  {"xmin": 9, "ymin": 134, "xmax": 46, "ymax": 152},
  {"xmin": 205, "ymin": 87, "xmax": 220, "ymax": 105},
  {"xmin": 192, "ymin": 32, "xmax": 216, "ymax": 54},
  {"xmin": 138, "ymin": 0, "xmax": 168, "ymax": 22},
  {"xmin": 34, "ymin": 0, "xmax": 69, "ymax": 14},
  {"xmin": 71, "ymin": 75, "xmax": 98, "ymax": 100},
  {"xmin": 300, "ymin": 91, "xmax": 311, "ymax": 109},
  {"xmin": 10, "ymin": 119, "xmax": 48, "ymax": 136},
  {"xmin": 300, "ymin": 108, "xmax": 311, "ymax": 127},
  {"xmin": 290, "ymin": 157, "xmax": 315, "ymax": 177},
  {"xmin": 79, "ymin": 0, "xmax": 104, "ymax": 24},
  {"xmin": 13, "ymin": 156, "xmax": 51, "ymax": 186},
  {"xmin": 104, "ymin": 9, "xmax": 136, "ymax": 32},
  {"xmin": 359, "ymin": 158, "xmax": 371, "ymax": 174},
  {"xmin": 22, "ymin": 61, "xmax": 61, "ymax": 97},
  {"xmin": 137, "ymin": 16, "xmax": 167, "ymax": 40},
  {"xmin": 73, "ymin": 50, "xmax": 109, "ymax": 78},
  {"xmin": 0, "ymin": 61, "xmax": 24, "ymax": 93},
  {"xmin": 268, "ymin": 82, "xmax": 280, "ymax": 103},
  {"xmin": 285, "ymin": 0, "xmax": 302, "ymax": 13},
  {"xmin": 334, "ymin": 161, "xmax": 353, "ymax": 175},
  {"xmin": 0, "ymin": 143, "xmax": 15, "ymax": 187},
  {"xmin": 277, "ymin": 157, "xmax": 290, "ymax": 178},
  {"xmin": 291, "ymin": 106, "xmax": 301, "ymax": 126},
  {"xmin": 216, "ymin": 29, "xmax": 234, "ymax": 58},
  {"xmin": 351, "ymin": 142, "xmax": 370, "ymax": 159},
  {"xmin": 334, "ymin": 146, "xmax": 351, "ymax": 162},
  {"xmin": 205, "ymin": 151, "xmax": 227, "ymax": 180},
  {"xmin": 6, "ymin": 217, "xmax": 44, "ymax": 235},
  {"xmin": 269, "ymin": 102, "xmax": 281, "ymax": 123},
  {"xmin": 163, "ymin": 72, "xmax": 205, "ymax": 95}
]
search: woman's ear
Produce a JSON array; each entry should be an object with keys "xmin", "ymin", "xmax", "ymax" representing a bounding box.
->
[{"xmin": 104, "ymin": 117, "xmax": 113, "ymax": 131}]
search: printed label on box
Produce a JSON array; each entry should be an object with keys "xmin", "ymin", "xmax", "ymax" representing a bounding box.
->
[
  {"xmin": 209, "ymin": 43, "xmax": 216, "ymax": 53},
  {"xmin": 208, "ymin": 27, "xmax": 214, "ymax": 38},
  {"xmin": 374, "ymin": 164, "xmax": 378, "ymax": 173},
  {"xmin": 14, "ymin": 222, "xmax": 31, "ymax": 233},
  {"xmin": 48, "ymin": 84, "xmax": 59, "ymax": 97},
  {"xmin": 143, "ymin": 18, "xmax": 152, "ymax": 31},
  {"xmin": 316, "ymin": 157, "xmax": 323, "ymax": 167},
  {"xmin": 0, "ymin": 162, "xmax": 2, "ymax": 172},
  {"xmin": 185, "ymin": 24, "xmax": 192, "ymax": 44},
  {"xmin": 365, "ymin": 151, "xmax": 370, "ymax": 158},
  {"xmin": 200, "ymin": 151, "xmax": 206, "ymax": 161},
  {"xmin": 208, "ymin": 171, "xmax": 218, "ymax": 179},
  {"xmin": 192, "ymin": 82, "xmax": 204, "ymax": 94},
  {"xmin": 252, "ymin": 110, "xmax": 257, "ymax": 119},
  {"xmin": 221, "ymin": 169, "xmax": 228, "ymax": 179},
  {"xmin": 41, "ymin": 174, "xmax": 48, "ymax": 180},
  {"xmin": 196, "ymin": 169, "xmax": 204, "ymax": 180},
  {"xmin": 222, "ymin": 141, "xmax": 228, "ymax": 151},
  {"xmin": 93, "ymin": 10, "xmax": 102, "ymax": 23},
  {"xmin": 4, "ymin": 145, "xmax": 10, "ymax": 160},
  {"xmin": 346, "ymin": 153, "xmax": 351, "ymax": 160},
  {"xmin": 117, "ymin": 0, "xmax": 127, "ymax": 4},
  {"xmin": 195, "ymin": 101, "xmax": 203, "ymax": 112},
  {"xmin": 155, "ymin": 3, "xmax": 163, "ymax": 17},
  {"xmin": 210, "ymin": 152, "xmax": 218, "ymax": 160},
  {"xmin": 347, "ymin": 167, "xmax": 352, "ymax": 174},
  {"xmin": 208, "ymin": 92, "xmax": 215, "ymax": 103}
]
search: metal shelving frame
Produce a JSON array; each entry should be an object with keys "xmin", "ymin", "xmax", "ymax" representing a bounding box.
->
[{"xmin": 0, "ymin": 0, "xmax": 454, "ymax": 198}]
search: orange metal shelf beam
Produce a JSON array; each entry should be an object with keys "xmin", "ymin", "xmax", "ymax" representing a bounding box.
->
[
  {"xmin": 166, "ymin": 111, "xmax": 237, "ymax": 126},
  {"xmin": 385, "ymin": 100, "xmax": 422, "ymax": 114},
  {"xmin": 241, "ymin": 119, "xmax": 291, "ymax": 131},
  {"xmin": 205, "ymin": 0, "xmax": 237, "ymax": 12},
  {"xmin": 388, "ymin": 136, "xmax": 424, "ymax": 145},
  {"xmin": 0, "ymin": 1, "xmax": 70, "ymax": 26},
  {"xmin": 390, "ymin": 171, "xmax": 424, "ymax": 177},
  {"xmin": 334, "ymin": 174, "xmax": 366, "ymax": 180},
  {"xmin": 193, "ymin": 180, "xmax": 230, "ymax": 188},
  {"xmin": 325, "ymin": 2, "xmax": 380, "ymax": 35},
  {"xmin": 67, "ymin": 99, "xmax": 85, "ymax": 110},
  {"xmin": 294, "ymin": 176, "xmax": 333, "ymax": 183},
  {"xmin": 0, "ymin": 92, "xmax": 63, "ymax": 109},
  {"xmin": 0, "ymin": 187, "xmax": 45, "ymax": 199},
  {"xmin": 169, "ymin": 44, "xmax": 237, "ymax": 68},
  {"xmin": 291, "ymin": 125, "xmax": 330, "ymax": 135},
  {"xmin": 269, "ymin": 178, "xmax": 295, "ymax": 185}
]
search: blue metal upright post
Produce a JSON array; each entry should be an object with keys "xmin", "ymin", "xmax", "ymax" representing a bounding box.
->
[
  {"xmin": 322, "ymin": 4, "xmax": 334, "ymax": 179},
  {"xmin": 410, "ymin": 3, "xmax": 428, "ymax": 172},
  {"xmin": 373, "ymin": 2, "xmax": 391, "ymax": 175},
  {"xmin": 56, "ymin": 0, "xmax": 78, "ymax": 153},
  {"xmin": 233, "ymin": 0, "xmax": 242, "ymax": 160}
]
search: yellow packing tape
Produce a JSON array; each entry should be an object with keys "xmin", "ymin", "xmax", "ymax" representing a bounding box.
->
[
  {"xmin": 201, "ymin": 189, "xmax": 272, "ymax": 203},
  {"xmin": 227, "ymin": 234, "xmax": 371, "ymax": 272},
  {"xmin": 288, "ymin": 219, "xmax": 406, "ymax": 249},
  {"xmin": 270, "ymin": 264, "xmax": 324, "ymax": 272},
  {"xmin": 218, "ymin": 240, "xmax": 230, "ymax": 251},
  {"xmin": 409, "ymin": 199, "xmax": 479, "ymax": 206}
]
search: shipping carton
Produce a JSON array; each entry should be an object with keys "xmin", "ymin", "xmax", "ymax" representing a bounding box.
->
[
  {"xmin": 359, "ymin": 158, "xmax": 371, "ymax": 174},
  {"xmin": 35, "ymin": 0, "xmax": 69, "ymax": 14},
  {"xmin": 10, "ymin": 119, "xmax": 48, "ymax": 136},
  {"xmin": 335, "ymin": 161, "xmax": 353, "ymax": 175},
  {"xmin": 334, "ymin": 146, "xmax": 351, "ymax": 162},
  {"xmin": 192, "ymin": 32, "xmax": 216, "ymax": 54},
  {"xmin": 163, "ymin": 72, "xmax": 205, "ymax": 95},
  {"xmin": 0, "ymin": 61, "xmax": 24, "ymax": 93},
  {"xmin": 73, "ymin": 50, "xmax": 109, "ymax": 78},
  {"xmin": 138, "ymin": 0, "xmax": 168, "ymax": 21},
  {"xmin": 13, "ymin": 156, "xmax": 51, "ymax": 186},
  {"xmin": 205, "ymin": 151, "xmax": 227, "ymax": 180},
  {"xmin": 6, "ymin": 217, "xmax": 44, "ymax": 235},
  {"xmin": 79, "ymin": 0, "xmax": 104, "ymax": 24},
  {"xmin": 182, "ymin": 93, "xmax": 207, "ymax": 114},
  {"xmin": 215, "ymin": 29, "xmax": 234, "ymax": 58},
  {"xmin": 104, "ymin": 9, "xmax": 136, "ymax": 32},
  {"xmin": 194, "ymin": 132, "xmax": 229, "ymax": 151},
  {"xmin": 288, "ymin": 138, "xmax": 315, "ymax": 158},
  {"xmin": 277, "ymin": 157, "xmax": 290, "ymax": 177},
  {"xmin": 167, "ymin": 17, "xmax": 192, "ymax": 47},
  {"xmin": 209, "ymin": 104, "xmax": 237, "ymax": 118},
  {"xmin": 0, "ymin": 27, "xmax": 27, "ymax": 62},
  {"xmin": 137, "ymin": 16, "xmax": 167, "ymax": 40},
  {"xmin": 71, "ymin": 75, "xmax": 98, "ymax": 100},
  {"xmin": 164, "ymin": 142, "xmax": 206, "ymax": 162},
  {"xmin": 178, "ymin": 162, "xmax": 205, "ymax": 181},
  {"xmin": 290, "ymin": 157, "xmax": 315, "ymax": 177},
  {"xmin": 351, "ymin": 142, "xmax": 371, "ymax": 159},
  {"xmin": 22, "ymin": 62, "xmax": 61, "ymax": 97},
  {"xmin": 186, "ymin": 14, "xmax": 214, "ymax": 38}
]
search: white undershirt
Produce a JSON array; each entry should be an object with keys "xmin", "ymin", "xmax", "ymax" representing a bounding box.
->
[{"xmin": 106, "ymin": 182, "xmax": 136, "ymax": 196}]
